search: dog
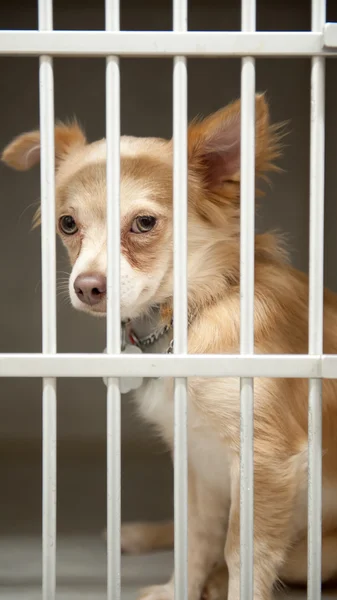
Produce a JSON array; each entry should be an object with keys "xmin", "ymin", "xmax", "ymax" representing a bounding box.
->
[{"xmin": 3, "ymin": 94, "xmax": 337, "ymax": 600}]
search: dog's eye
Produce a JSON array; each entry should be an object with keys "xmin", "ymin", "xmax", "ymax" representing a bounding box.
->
[
  {"xmin": 59, "ymin": 215, "xmax": 78, "ymax": 235},
  {"xmin": 131, "ymin": 216, "xmax": 157, "ymax": 234}
]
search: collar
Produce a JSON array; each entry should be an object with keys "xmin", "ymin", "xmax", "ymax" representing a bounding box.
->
[
  {"xmin": 123, "ymin": 305, "xmax": 198, "ymax": 354},
  {"xmin": 125, "ymin": 320, "xmax": 173, "ymax": 351}
]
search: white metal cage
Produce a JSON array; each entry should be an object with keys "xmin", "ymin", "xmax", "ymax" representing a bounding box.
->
[{"xmin": 0, "ymin": 0, "xmax": 336, "ymax": 599}]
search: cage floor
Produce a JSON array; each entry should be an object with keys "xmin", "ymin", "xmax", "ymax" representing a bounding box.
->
[
  {"xmin": 1, "ymin": 536, "xmax": 337, "ymax": 600},
  {"xmin": 1, "ymin": 451, "xmax": 336, "ymax": 599}
]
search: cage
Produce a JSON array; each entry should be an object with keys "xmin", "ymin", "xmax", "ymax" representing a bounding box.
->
[{"xmin": 0, "ymin": 0, "xmax": 337, "ymax": 599}]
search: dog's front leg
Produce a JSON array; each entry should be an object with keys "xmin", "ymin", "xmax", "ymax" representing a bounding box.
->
[
  {"xmin": 139, "ymin": 465, "xmax": 228, "ymax": 600},
  {"xmin": 225, "ymin": 455, "xmax": 299, "ymax": 600}
]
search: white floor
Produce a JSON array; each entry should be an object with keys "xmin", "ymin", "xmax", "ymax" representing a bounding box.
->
[
  {"xmin": 1, "ymin": 452, "xmax": 336, "ymax": 600},
  {"xmin": 1, "ymin": 536, "xmax": 337, "ymax": 600},
  {"xmin": 0, "ymin": 536, "xmax": 172, "ymax": 600}
]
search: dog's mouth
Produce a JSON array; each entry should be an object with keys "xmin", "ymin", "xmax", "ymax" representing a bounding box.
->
[
  {"xmin": 69, "ymin": 275, "xmax": 161, "ymax": 322},
  {"xmin": 70, "ymin": 294, "xmax": 107, "ymax": 317},
  {"xmin": 84, "ymin": 305, "xmax": 106, "ymax": 316}
]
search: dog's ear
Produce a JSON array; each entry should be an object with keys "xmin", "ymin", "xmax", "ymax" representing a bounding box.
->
[
  {"xmin": 2, "ymin": 121, "xmax": 86, "ymax": 171},
  {"xmin": 188, "ymin": 93, "xmax": 280, "ymax": 191}
]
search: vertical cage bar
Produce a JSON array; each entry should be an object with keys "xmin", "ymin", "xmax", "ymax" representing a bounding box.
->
[
  {"xmin": 308, "ymin": 0, "xmax": 325, "ymax": 599},
  {"xmin": 38, "ymin": 1, "xmax": 57, "ymax": 599},
  {"xmin": 173, "ymin": 0, "xmax": 188, "ymax": 599},
  {"xmin": 105, "ymin": 0, "xmax": 121, "ymax": 599},
  {"xmin": 240, "ymin": 0, "xmax": 256, "ymax": 599}
]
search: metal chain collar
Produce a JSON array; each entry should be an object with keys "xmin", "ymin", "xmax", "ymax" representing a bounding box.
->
[{"xmin": 122, "ymin": 307, "xmax": 197, "ymax": 355}]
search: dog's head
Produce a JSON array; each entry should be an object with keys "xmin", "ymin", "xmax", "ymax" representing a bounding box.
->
[{"xmin": 2, "ymin": 95, "xmax": 281, "ymax": 321}]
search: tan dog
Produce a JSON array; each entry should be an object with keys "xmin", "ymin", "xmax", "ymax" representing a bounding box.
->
[{"xmin": 3, "ymin": 94, "xmax": 337, "ymax": 600}]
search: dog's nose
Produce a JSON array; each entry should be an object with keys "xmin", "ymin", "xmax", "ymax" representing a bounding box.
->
[{"xmin": 74, "ymin": 273, "xmax": 107, "ymax": 306}]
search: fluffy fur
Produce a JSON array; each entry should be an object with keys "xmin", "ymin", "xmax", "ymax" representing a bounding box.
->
[{"xmin": 3, "ymin": 94, "xmax": 337, "ymax": 600}]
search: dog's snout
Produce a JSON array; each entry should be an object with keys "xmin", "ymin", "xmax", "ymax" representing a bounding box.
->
[{"xmin": 74, "ymin": 273, "xmax": 106, "ymax": 306}]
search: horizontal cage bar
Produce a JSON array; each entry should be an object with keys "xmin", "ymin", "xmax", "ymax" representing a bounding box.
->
[
  {"xmin": 323, "ymin": 23, "xmax": 337, "ymax": 47},
  {"xmin": 0, "ymin": 354, "xmax": 335, "ymax": 378},
  {"xmin": 0, "ymin": 31, "xmax": 335, "ymax": 57},
  {"xmin": 321, "ymin": 356, "xmax": 337, "ymax": 379}
]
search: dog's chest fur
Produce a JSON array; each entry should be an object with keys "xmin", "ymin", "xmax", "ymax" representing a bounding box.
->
[{"xmin": 130, "ymin": 315, "xmax": 231, "ymax": 496}]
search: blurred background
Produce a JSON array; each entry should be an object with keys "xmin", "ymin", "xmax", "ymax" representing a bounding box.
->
[{"xmin": 0, "ymin": 0, "xmax": 337, "ymax": 597}]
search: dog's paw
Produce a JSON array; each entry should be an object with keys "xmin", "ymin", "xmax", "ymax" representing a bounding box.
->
[
  {"xmin": 138, "ymin": 584, "xmax": 174, "ymax": 600},
  {"xmin": 120, "ymin": 523, "xmax": 154, "ymax": 554},
  {"xmin": 102, "ymin": 523, "xmax": 154, "ymax": 554},
  {"xmin": 201, "ymin": 565, "xmax": 228, "ymax": 600}
]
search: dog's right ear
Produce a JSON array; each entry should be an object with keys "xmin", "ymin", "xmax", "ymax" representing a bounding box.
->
[{"xmin": 1, "ymin": 121, "xmax": 86, "ymax": 171}]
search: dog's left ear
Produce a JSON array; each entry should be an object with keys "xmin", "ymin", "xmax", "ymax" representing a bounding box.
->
[
  {"xmin": 2, "ymin": 121, "xmax": 86, "ymax": 171},
  {"xmin": 188, "ymin": 93, "xmax": 279, "ymax": 191}
]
